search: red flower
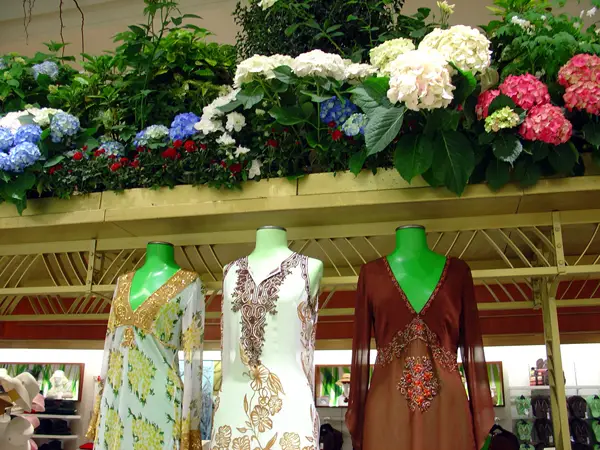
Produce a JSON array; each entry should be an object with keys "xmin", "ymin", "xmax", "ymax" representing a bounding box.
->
[
  {"xmin": 108, "ymin": 155, "xmax": 116, "ymax": 160},
  {"xmin": 131, "ymin": 160, "xmax": 140, "ymax": 169},
  {"xmin": 94, "ymin": 148, "xmax": 106, "ymax": 158},
  {"xmin": 184, "ymin": 140, "xmax": 197, "ymax": 153},
  {"xmin": 162, "ymin": 147, "xmax": 178, "ymax": 159},
  {"xmin": 136, "ymin": 146, "xmax": 146, "ymax": 153},
  {"xmin": 283, "ymin": 128, "xmax": 289, "ymax": 133},
  {"xmin": 48, "ymin": 164, "xmax": 63, "ymax": 175},
  {"xmin": 328, "ymin": 121, "xmax": 336, "ymax": 128},
  {"xmin": 229, "ymin": 163, "xmax": 242, "ymax": 174},
  {"xmin": 120, "ymin": 157, "xmax": 129, "ymax": 165},
  {"xmin": 82, "ymin": 145, "xmax": 88, "ymax": 151},
  {"xmin": 73, "ymin": 151, "xmax": 84, "ymax": 161},
  {"xmin": 331, "ymin": 130, "xmax": 343, "ymax": 141},
  {"xmin": 267, "ymin": 139, "xmax": 279, "ymax": 148},
  {"xmin": 219, "ymin": 161, "xmax": 227, "ymax": 168},
  {"xmin": 110, "ymin": 163, "xmax": 122, "ymax": 172},
  {"xmin": 200, "ymin": 143, "xmax": 207, "ymax": 150},
  {"xmin": 173, "ymin": 139, "xmax": 183, "ymax": 149}
]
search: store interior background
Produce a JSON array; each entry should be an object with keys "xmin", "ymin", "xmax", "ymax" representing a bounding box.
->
[
  {"xmin": 1, "ymin": 344, "xmax": 600, "ymax": 449},
  {"xmin": 0, "ymin": 0, "xmax": 599, "ymax": 448}
]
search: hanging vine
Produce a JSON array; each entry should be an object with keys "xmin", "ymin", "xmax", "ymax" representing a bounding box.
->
[{"xmin": 22, "ymin": 0, "xmax": 85, "ymax": 54}]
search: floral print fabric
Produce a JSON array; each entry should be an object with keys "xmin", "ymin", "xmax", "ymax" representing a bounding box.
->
[{"xmin": 88, "ymin": 270, "xmax": 204, "ymax": 450}]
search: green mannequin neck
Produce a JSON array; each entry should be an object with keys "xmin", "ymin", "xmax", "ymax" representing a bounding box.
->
[
  {"xmin": 248, "ymin": 227, "xmax": 293, "ymax": 276},
  {"xmin": 129, "ymin": 242, "xmax": 181, "ymax": 311},
  {"xmin": 386, "ymin": 226, "xmax": 446, "ymax": 314}
]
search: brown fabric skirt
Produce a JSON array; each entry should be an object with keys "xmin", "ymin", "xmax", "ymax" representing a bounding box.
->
[{"xmin": 362, "ymin": 342, "xmax": 478, "ymax": 450}]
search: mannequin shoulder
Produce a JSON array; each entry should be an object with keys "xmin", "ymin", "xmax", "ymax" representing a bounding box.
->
[{"xmin": 305, "ymin": 256, "xmax": 324, "ymax": 279}]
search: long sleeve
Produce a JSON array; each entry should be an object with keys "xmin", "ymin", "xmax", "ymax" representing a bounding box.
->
[
  {"xmin": 345, "ymin": 266, "xmax": 372, "ymax": 450},
  {"xmin": 459, "ymin": 265, "xmax": 494, "ymax": 450},
  {"xmin": 86, "ymin": 281, "xmax": 118, "ymax": 441},
  {"xmin": 180, "ymin": 278, "xmax": 205, "ymax": 450}
]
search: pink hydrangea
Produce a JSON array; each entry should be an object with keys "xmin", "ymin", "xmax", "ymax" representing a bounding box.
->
[
  {"xmin": 475, "ymin": 89, "xmax": 500, "ymax": 120},
  {"xmin": 499, "ymin": 74, "xmax": 551, "ymax": 110},
  {"xmin": 563, "ymin": 81, "xmax": 600, "ymax": 115},
  {"xmin": 558, "ymin": 54, "xmax": 600, "ymax": 88},
  {"xmin": 519, "ymin": 104, "xmax": 572, "ymax": 146}
]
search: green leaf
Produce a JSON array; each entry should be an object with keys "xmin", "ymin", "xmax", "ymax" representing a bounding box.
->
[
  {"xmin": 514, "ymin": 158, "xmax": 541, "ymax": 188},
  {"xmin": 488, "ymin": 94, "xmax": 517, "ymax": 115},
  {"xmin": 272, "ymin": 66, "xmax": 295, "ymax": 84},
  {"xmin": 74, "ymin": 76, "xmax": 89, "ymax": 86},
  {"xmin": 583, "ymin": 122, "xmax": 600, "ymax": 147},
  {"xmin": 432, "ymin": 131, "xmax": 475, "ymax": 195},
  {"xmin": 486, "ymin": 159, "xmax": 511, "ymax": 191},
  {"xmin": 492, "ymin": 134, "xmax": 523, "ymax": 163},
  {"xmin": 218, "ymin": 99, "xmax": 243, "ymax": 114},
  {"xmin": 306, "ymin": 19, "xmax": 322, "ymax": 30},
  {"xmin": 530, "ymin": 142, "xmax": 549, "ymax": 162},
  {"xmin": 394, "ymin": 134, "xmax": 434, "ymax": 183},
  {"xmin": 347, "ymin": 14, "xmax": 359, "ymax": 21},
  {"xmin": 349, "ymin": 150, "xmax": 367, "ymax": 175},
  {"xmin": 6, "ymin": 79, "xmax": 19, "ymax": 88},
  {"xmin": 238, "ymin": 83, "xmax": 265, "ymax": 109},
  {"xmin": 424, "ymin": 109, "xmax": 460, "ymax": 134},
  {"xmin": 452, "ymin": 66, "xmax": 477, "ymax": 105},
  {"xmin": 44, "ymin": 155, "xmax": 65, "ymax": 168},
  {"xmin": 364, "ymin": 106, "xmax": 406, "ymax": 156},
  {"xmin": 351, "ymin": 77, "xmax": 390, "ymax": 114},
  {"xmin": 285, "ymin": 24, "xmax": 300, "ymax": 37},
  {"xmin": 5, "ymin": 172, "xmax": 35, "ymax": 201},
  {"xmin": 269, "ymin": 106, "xmax": 309, "ymax": 126},
  {"xmin": 548, "ymin": 143, "xmax": 578, "ymax": 174},
  {"xmin": 301, "ymin": 90, "xmax": 332, "ymax": 103}
]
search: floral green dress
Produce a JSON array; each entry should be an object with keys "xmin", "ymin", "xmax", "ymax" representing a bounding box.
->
[{"xmin": 87, "ymin": 270, "xmax": 204, "ymax": 450}]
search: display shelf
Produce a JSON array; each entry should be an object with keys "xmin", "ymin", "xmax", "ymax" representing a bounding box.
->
[
  {"xmin": 18, "ymin": 413, "xmax": 81, "ymax": 420},
  {"xmin": 32, "ymin": 434, "xmax": 78, "ymax": 440}
]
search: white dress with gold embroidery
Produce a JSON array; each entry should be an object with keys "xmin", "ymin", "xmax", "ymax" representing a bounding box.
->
[
  {"xmin": 87, "ymin": 270, "xmax": 204, "ymax": 450},
  {"xmin": 210, "ymin": 253, "xmax": 320, "ymax": 450}
]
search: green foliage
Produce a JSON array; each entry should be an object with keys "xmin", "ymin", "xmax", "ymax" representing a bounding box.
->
[
  {"xmin": 233, "ymin": 0, "xmax": 408, "ymax": 60},
  {"xmin": 482, "ymin": 0, "xmax": 600, "ymax": 82}
]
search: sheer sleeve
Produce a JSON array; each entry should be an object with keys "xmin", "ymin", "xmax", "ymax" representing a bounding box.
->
[
  {"xmin": 345, "ymin": 266, "xmax": 372, "ymax": 450},
  {"xmin": 180, "ymin": 278, "xmax": 205, "ymax": 450},
  {"xmin": 86, "ymin": 280, "xmax": 118, "ymax": 440},
  {"xmin": 459, "ymin": 263, "xmax": 494, "ymax": 450}
]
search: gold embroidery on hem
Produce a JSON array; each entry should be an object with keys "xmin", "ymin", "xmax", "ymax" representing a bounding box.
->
[
  {"xmin": 85, "ymin": 383, "xmax": 103, "ymax": 440},
  {"xmin": 121, "ymin": 327, "xmax": 136, "ymax": 348},
  {"xmin": 181, "ymin": 430, "xmax": 202, "ymax": 450}
]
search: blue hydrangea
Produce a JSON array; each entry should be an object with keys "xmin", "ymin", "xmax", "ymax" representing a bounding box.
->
[
  {"xmin": 50, "ymin": 112, "xmax": 80, "ymax": 143},
  {"xmin": 319, "ymin": 97, "xmax": 358, "ymax": 126},
  {"xmin": 0, "ymin": 153, "xmax": 10, "ymax": 171},
  {"xmin": 134, "ymin": 124, "xmax": 169, "ymax": 147},
  {"xmin": 0, "ymin": 127, "xmax": 13, "ymax": 152},
  {"xmin": 0, "ymin": 59, "xmax": 7, "ymax": 71},
  {"xmin": 169, "ymin": 112, "xmax": 200, "ymax": 141},
  {"xmin": 14, "ymin": 124, "xmax": 43, "ymax": 145},
  {"xmin": 7, "ymin": 142, "xmax": 41, "ymax": 172},
  {"xmin": 32, "ymin": 60, "xmax": 59, "ymax": 81},
  {"xmin": 99, "ymin": 140, "xmax": 124, "ymax": 157},
  {"xmin": 341, "ymin": 113, "xmax": 368, "ymax": 137}
]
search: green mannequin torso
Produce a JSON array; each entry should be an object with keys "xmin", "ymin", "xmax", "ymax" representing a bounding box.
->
[
  {"xmin": 129, "ymin": 242, "xmax": 181, "ymax": 311},
  {"xmin": 386, "ymin": 226, "xmax": 446, "ymax": 313}
]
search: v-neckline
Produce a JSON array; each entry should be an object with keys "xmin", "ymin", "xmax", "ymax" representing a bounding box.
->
[
  {"xmin": 127, "ymin": 268, "xmax": 184, "ymax": 313},
  {"xmin": 383, "ymin": 257, "xmax": 451, "ymax": 316},
  {"xmin": 244, "ymin": 252, "xmax": 298, "ymax": 285}
]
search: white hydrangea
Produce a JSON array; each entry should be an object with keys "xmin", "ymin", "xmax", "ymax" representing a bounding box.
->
[
  {"xmin": 235, "ymin": 146, "xmax": 250, "ymax": 157},
  {"xmin": 194, "ymin": 88, "xmax": 240, "ymax": 135},
  {"xmin": 344, "ymin": 62, "xmax": 378, "ymax": 83},
  {"xmin": 511, "ymin": 15, "xmax": 534, "ymax": 32},
  {"xmin": 226, "ymin": 112, "xmax": 246, "ymax": 133},
  {"xmin": 258, "ymin": 0, "xmax": 277, "ymax": 10},
  {"xmin": 216, "ymin": 133, "xmax": 236, "ymax": 146},
  {"xmin": 419, "ymin": 25, "xmax": 492, "ymax": 75},
  {"xmin": 145, "ymin": 125, "xmax": 169, "ymax": 140},
  {"xmin": 369, "ymin": 38, "xmax": 416, "ymax": 73},
  {"xmin": 248, "ymin": 159, "xmax": 263, "ymax": 179},
  {"xmin": 292, "ymin": 50, "xmax": 347, "ymax": 81},
  {"xmin": 234, "ymin": 54, "xmax": 294, "ymax": 87},
  {"xmin": 0, "ymin": 111, "xmax": 29, "ymax": 132},
  {"xmin": 26, "ymin": 107, "xmax": 61, "ymax": 127},
  {"xmin": 386, "ymin": 49, "xmax": 455, "ymax": 111}
]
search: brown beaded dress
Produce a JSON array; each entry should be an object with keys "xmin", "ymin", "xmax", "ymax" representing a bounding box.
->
[{"xmin": 346, "ymin": 257, "xmax": 494, "ymax": 450}]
